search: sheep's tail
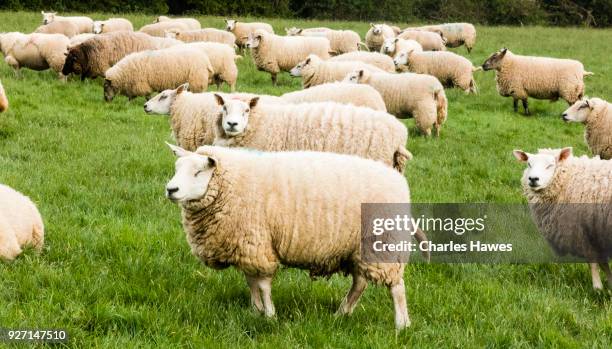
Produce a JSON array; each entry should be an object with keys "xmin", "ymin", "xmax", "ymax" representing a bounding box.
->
[
  {"xmin": 357, "ymin": 41, "xmax": 370, "ymax": 51},
  {"xmin": 472, "ymin": 66, "xmax": 483, "ymax": 72},
  {"xmin": 413, "ymin": 228, "xmax": 430, "ymax": 262},
  {"xmin": 435, "ymin": 88, "xmax": 448, "ymax": 126},
  {"xmin": 583, "ymin": 71, "xmax": 594, "ymax": 77},
  {"xmin": 393, "ymin": 146, "xmax": 412, "ymax": 173}
]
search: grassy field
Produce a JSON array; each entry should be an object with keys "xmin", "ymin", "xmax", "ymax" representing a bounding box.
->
[{"xmin": 1, "ymin": 11, "xmax": 611, "ymax": 348}]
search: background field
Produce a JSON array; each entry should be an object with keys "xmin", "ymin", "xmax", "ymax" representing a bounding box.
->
[{"xmin": 1, "ymin": 11, "xmax": 611, "ymax": 348}]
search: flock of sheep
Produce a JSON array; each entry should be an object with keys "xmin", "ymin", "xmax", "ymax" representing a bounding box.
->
[{"xmin": 0, "ymin": 11, "xmax": 611, "ymax": 331}]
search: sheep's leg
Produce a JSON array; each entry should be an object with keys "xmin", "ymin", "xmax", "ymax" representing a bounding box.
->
[
  {"xmin": 245, "ymin": 274, "xmax": 264, "ymax": 313},
  {"xmin": 58, "ymin": 73, "xmax": 67, "ymax": 83},
  {"xmin": 513, "ymin": 98, "xmax": 518, "ymax": 113},
  {"xmin": 598, "ymin": 262, "xmax": 612, "ymax": 288},
  {"xmin": 256, "ymin": 276, "xmax": 275, "ymax": 317},
  {"xmin": 434, "ymin": 123, "xmax": 441, "ymax": 137},
  {"xmin": 590, "ymin": 263, "xmax": 603, "ymax": 290},
  {"xmin": 336, "ymin": 274, "xmax": 368, "ymax": 315},
  {"xmin": 522, "ymin": 99, "xmax": 530, "ymax": 116},
  {"xmin": 270, "ymin": 73, "xmax": 277, "ymax": 86},
  {"xmin": 389, "ymin": 279, "xmax": 410, "ymax": 330}
]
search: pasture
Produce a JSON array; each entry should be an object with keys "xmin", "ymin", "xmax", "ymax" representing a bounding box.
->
[{"xmin": 1, "ymin": 11, "xmax": 611, "ymax": 348}]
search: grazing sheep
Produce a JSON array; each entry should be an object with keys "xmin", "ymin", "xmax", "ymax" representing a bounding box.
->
[
  {"xmin": 286, "ymin": 27, "xmax": 366, "ymax": 54},
  {"xmin": 397, "ymin": 30, "xmax": 446, "ymax": 51},
  {"xmin": 35, "ymin": 20, "xmax": 79, "ymax": 38},
  {"xmin": 104, "ymin": 47, "xmax": 214, "ymax": 102},
  {"xmin": 290, "ymin": 54, "xmax": 385, "ymax": 88},
  {"xmin": 165, "ymin": 144, "xmax": 424, "ymax": 329},
  {"xmin": 69, "ymin": 33, "xmax": 95, "ymax": 48},
  {"xmin": 562, "ymin": 98, "xmax": 612, "ymax": 159},
  {"xmin": 344, "ymin": 69, "xmax": 447, "ymax": 137},
  {"xmin": 365, "ymin": 23, "xmax": 397, "ymax": 52},
  {"xmin": 285, "ymin": 27, "xmax": 331, "ymax": 35},
  {"xmin": 2, "ymin": 33, "xmax": 70, "ymax": 80},
  {"xmin": 224, "ymin": 19, "xmax": 274, "ymax": 49},
  {"xmin": 41, "ymin": 11, "xmax": 93, "ymax": 33},
  {"xmin": 381, "ymin": 38, "xmax": 422, "ymax": 58},
  {"xmin": 155, "ymin": 16, "xmax": 201, "ymax": 30},
  {"xmin": 62, "ymin": 31, "xmax": 181, "ymax": 80},
  {"xmin": 139, "ymin": 21, "xmax": 190, "ymax": 37},
  {"xmin": 513, "ymin": 147, "xmax": 612, "ymax": 290},
  {"xmin": 394, "ymin": 50, "xmax": 480, "ymax": 93},
  {"xmin": 482, "ymin": 48, "xmax": 593, "ymax": 115},
  {"xmin": 165, "ymin": 28, "xmax": 236, "ymax": 47},
  {"xmin": 93, "ymin": 18, "xmax": 134, "ymax": 34},
  {"xmin": 406, "ymin": 23, "xmax": 476, "ymax": 52},
  {"xmin": 0, "ymin": 79, "xmax": 7, "ymax": 112},
  {"xmin": 0, "ymin": 184, "xmax": 44, "ymax": 261},
  {"xmin": 281, "ymin": 82, "xmax": 387, "ymax": 111},
  {"xmin": 212, "ymin": 95, "xmax": 411, "ymax": 172},
  {"xmin": 246, "ymin": 29, "xmax": 332, "ymax": 86},
  {"xmin": 329, "ymin": 51, "xmax": 396, "ymax": 72}
]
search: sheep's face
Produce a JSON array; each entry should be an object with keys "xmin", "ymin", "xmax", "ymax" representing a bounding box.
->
[
  {"xmin": 215, "ymin": 94, "xmax": 259, "ymax": 137},
  {"xmin": 166, "ymin": 144, "xmax": 216, "ymax": 203},
  {"xmin": 42, "ymin": 12, "xmax": 55, "ymax": 25},
  {"xmin": 513, "ymin": 148, "xmax": 572, "ymax": 191},
  {"xmin": 562, "ymin": 99, "xmax": 592, "ymax": 123},
  {"xmin": 62, "ymin": 49, "xmax": 82, "ymax": 76},
  {"xmin": 93, "ymin": 22, "xmax": 104, "ymax": 34},
  {"xmin": 393, "ymin": 50, "xmax": 410, "ymax": 67},
  {"xmin": 245, "ymin": 33, "xmax": 261, "ymax": 49},
  {"xmin": 104, "ymin": 79, "xmax": 117, "ymax": 102},
  {"xmin": 482, "ymin": 48, "xmax": 507, "ymax": 71},
  {"xmin": 285, "ymin": 27, "xmax": 302, "ymax": 36},
  {"xmin": 164, "ymin": 30, "xmax": 178, "ymax": 39},
  {"xmin": 381, "ymin": 38, "xmax": 397, "ymax": 54},
  {"xmin": 370, "ymin": 24, "xmax": 384, "ymax": 36},
  {"xmin": 343, "ymin": 69, "xmax": 367, "ymax": 84},
  {"xmin": 225, "ymin": 20, "xmax": 236, "ymax": 31},
  {"xmin": 289, "ymin": 57, "xmax": 312, "ymax": 77}
]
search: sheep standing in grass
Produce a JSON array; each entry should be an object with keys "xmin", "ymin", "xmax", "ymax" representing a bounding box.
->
[
  {"xmin": 408, "ymin": 23, "xmax": 476, "ymax": 52},
  {"xmin": 513, "ymin": 147, "xmax": 612, "ymax": 290},
  {"xmin": 397, "ymin": 30, "xmax": 446, "ymax": 51},
  {"xmin": 224, "ymin": 19, "xmax": 274, "ymax": 49},
  {"xmin": 365, "ymin": 23, "xmax": 397, "ymax": 52},
  {"xmin": 35, "ymin": 20, "xmax": 79, "ymax": 37},
  {"xmin": 281, "ymin": 82, "xmax": 387, "ymax": 111},
  {"xmin": 482, "ymin": 48, "xmax": 593, "ymax": 115},
  {"xmin": 0, "ymin": 80, "xmax": 7, "ymax": 112},
  {"xmin": 166, "ymin": 144, "xmax": 427, "ymax": 329},
  {"xmin": 165, "ymin": 28, "xmax": 236, "ymax": 47},
  {"xmin": 290, "ymin": 54, "xmax": 385, "ymax": 88},
  {"xmin": 93, "ymin": 18, "xmax": 134, "ymax": 34},
  {"xmin": 155, "ymin": 16, "xmax": 201, "ymax": 30},
  {"xmin": 286, "ymin": 27, "xmax": 366, "ymax": 54},
  {"xmin": 394, "ymin": 49, "xmax": 480, "ymax": 93},
  {"xmin": 246, "ymin": 29, "xmax": 331, "ymax": 86},
  {"xmin": 562, "ymin": 98, "xmax": 612, "ymax": 159},
  {"xmin": 0, "ymin": 184, "xmax": 44, "ymax": 261},
  {"xmin": 2, "ymin": 33, "xmax": 70, "ymax": 80},
  {"xmin": 139, "ymin": 22, "xmax": 190, "ymax": 37},
  {"xmin": 381, "ymin": 38, "xmax": 422, "ymax": 58},
  {"xmin": 41, "ymin": 11, "xmax": 93, "ymax": 33},
  {"xmin": 329, "ymin": 51, "xmax": 396, "ymax": 72}
]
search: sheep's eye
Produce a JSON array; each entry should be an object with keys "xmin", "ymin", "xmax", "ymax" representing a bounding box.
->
[
  {"xmin": 159, "ymin": 95, "xmax": 167, "ymax": 101},
  {"xmin": 546, "ymin": 164, "xmax": 553, "ymax": 169},
  {"xmin": 527, "ymin": 163, "xmax": 531, "ymax": 168},
  {"xmin": 245, "ymin": 109, "xmax": 250, "ymax": 113},
  {"xmin": 579, "ymin": 103, "xmax": 589, "ymax": 109},
  {"xmin": 223, "ymin": 106, "xmax": 227, "ymax": 112},
  {"xmin": 194, "ymin": 170, "xmax": 202, "ymax": 177}
]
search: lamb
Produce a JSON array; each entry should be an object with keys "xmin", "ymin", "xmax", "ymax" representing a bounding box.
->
[
  {"xmin": 212, "ymin": 95, "xmax": 411, "ymax": 172},
  {"xmin": 394, "ymin": 49, "xmax": 480, "ymax": 93},
  {"xmin": 165, "ymin": 143, "xmax": 428, "ymax": 329},
  {"xmin": 139, "ymin": 21, "xmax": 190, "ymax": 37},
  {"xmin": 482, "ymin": 48, "xmax": 594, "ymax": 115},
  {"xmin": 0, "ymin": 184, "xmax": 44, "ymax": 261},
  {"xmin": 62, "ymin": 31, "xmax": 181, "ymax": 80},
  {"xmin": 365, "ymin": 23, "xmax": 397, "ymax": 52},
  {"xmin": 381, "ymin": 38, "xmax": 422, "ymax": 58},
  {"xmin": 280, "ymin": 82, "xmax": 387, "ymax": 111},
  {"xmin": 513, "ymin": 147, "xmax": 612, "ymax": 290},
  {"xmin": 286, "ymin": 27, "xmax": 366, "ymax": 54},
  {"xmin": 104, "ymin": 47, "xmax": 214, "ymax": 102},
  {"xmin": 344, "ymin": 69, "xmax": 447, "ymax": 137},
  {"xmin": 0, "ymin": 79, "xmax": 7, "ymax": 112},
  {"xmin": 2, "ymin": 33, "xmax": 70, "ymax": 80},
  {"xmin": 224, "ymin": 19, "xmax": 274, "ymax": 49},
  {"xmin": 397, "ymin": 30, "xmax": 446, "ymax": 51},
  {"xmin": 562, "ymin": 98, "xmax": 612, "ymax": 159},
  {"xmin": 329, "ymin": 51, "xmax": 396, "ymax": 72},
  {"xmin": 290, "ymin": 54, "xmax": 386, "ymax": 88},
  {"xmin": 41, "ymin": 11, "xmax": 93, "ymax": 33},
  {"xmin": 35, "ymin": 20, "xmax": 79, "ymax": 37},
  {"xmin": 405, "ymin": 23, "xmax": 476, "ymax": 53},
  {"xmin": 246, "ymin": 29, "xmax": 332, "ymax": 86},
  {"xmin": 155, "ymin": 16, "xmax": 201, "ymax": 30},
  {"xmin": 165, "ymin": 28, "xmax": 236, "ymax": 47},
  {"xmin": 93, "ymin": 18, "xmax": 134, "ymax": 34}
]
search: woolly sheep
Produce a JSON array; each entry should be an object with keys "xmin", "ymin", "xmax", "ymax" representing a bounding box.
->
[
  {"xmin": 394, "ymin": 50, "xmax": 481, "ymax": 93},
  {"xmin": 482, "ymin": 48, "xmax": 593, "ymax": 115},
  {"xmin": 41, "ymin": 11, "xmax": 93, "ymax": 33},
  {"xmin": 155, "ymin": 16, "xmax": 201, "ymax": 30},
  {"xmin": 2, "ymin": 33, "xmax": 70, "ymax": 80},
  {"xmin": 246, "ymin": 29, "xmax": 332, "ymax": 86},
  {"xmin": 280, "ymin": 82, "xmax": 387, "ymax": 111},
  {"xmin": 93, "ymin": 18, "xmax": 134, "ymax": 34},
  {"xmin": 165, "ymin": 28, "xmax": 236, "ymax": 47},
  {"xmin": 290, "ymin": 54, "xmax": 386, "ymax": 88},
  {"xmin": 344, "ymin": 69, "xmax": 447, "ymax": 137},
  {"xmin": 562, "ymin": 98, "xmax": 612, "ymax": 159},
  {"xmin": 513, "ymin": 147, "xmax": 612, "ymax": 290},
  {"xmin": 104, "ymin": 47, "xmax": 214, "ymax": 102},
  {"xmin": 329, "ymin": 51, "xmax": 396, "ymax": 72},
  {"xmin": 406, "ymin": 23, "xmax": 476, "ymax": 52},
  {"xmin": 397, "ymin": 30, "xmax": 446, "ymax": 51},
  {"xmin": 0, "ymin": 79, "xmax": 7, "ymax": 112},
  {"xmin": 285, "ymin": 27, "xmax": 331, "ymax": 35},
  {"xmin": 139, "ymin": 21, "xmax": 190, "ymax": 37},
  {"xmin": 286, "ymin": 27, "xmax": 366, "ymax": 54},
  {"xmin": 62, "ymin": 31, "xmax": 181, "ymax": 80},
  {"xmin": 365, "ymin": 23, "xmax": 397, "ymax": 52},
  {"xmin": 212, "ymin": 95, "xmax": 412, "ymax": 172},
  {"xmin": 35, "ymin": 20, "xmax": 79, "ymax": 38},
  {"xmin": 224, "ymin": 19, "xmax": 274, "ymax": 49},
  {"xmin": 0, "ymin": 184, "xmax": 44, "ymax": 261},
  {"xmin": 381, "ymin": 37, "xmax": 422, "ymax": 58}
]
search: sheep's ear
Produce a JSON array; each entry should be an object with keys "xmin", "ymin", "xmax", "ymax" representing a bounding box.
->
[
  {"xmin": 305, "ymin": 57, "xmax": 311, "ymax": 65},
  {"xmin": 297, "ymin": 29, "xmax": 303, "ymax": 34},
  {"xmin": 584, "ymin": 98, "xmax": 591, "ymax": 108},
  {"xmin": 249, "ymin": 97, "xmax": 259, "ymax": 109},
  {"xmin": 500, "ymin": 48, "xmax": 508, "ymax": 55},
  {"xmin": 513, "ymin": 150, "xmax": 528, "ymax": 162},
  {"xmin": 100, "ymin": 23, "xmax": 105, "ymax": 28},
  {"xmin": 166, "ymin": 142, "xmax": 192, "ymax": 158},
  {"xmin": 214, "ymin": 93, "xmax": 225, "ymax": 106},
  {"xmin": 558, "ymin": 147, "xmax": 572, "ymax": 162},
  {"xmin": 176, "ymin": 83, "xmax": 189, "ymax": 94},
  {"xmin": 358, "ymin": 69, "xmax": 364, "ymax": 77},
  {"xmin": 370, "ymin": 23, "xmax": 375, "ymax": 28},
  {"xmin": 394, "ymin": 38, "xmax": 399, "ymax": 43},
  {"xmin": 207, "ymin": 156, "xmax": 217, "ymax": 168},
  {"xmin": 41, "ymin": 11, "xmax": 44, "ymax": 15}
]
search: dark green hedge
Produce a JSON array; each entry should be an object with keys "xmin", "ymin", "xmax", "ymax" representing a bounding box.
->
[{"xmin": 3, "ymin": 0, "xmax": 612, "ymax": 26}]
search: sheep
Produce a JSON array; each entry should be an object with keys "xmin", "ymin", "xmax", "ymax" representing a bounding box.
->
[
  {"xmin": 285, "ymin": 27, "xmax": 331, "ymax": 35},
  {"xmin": 41, "ymin": 11, "xmax": 93, "ymax": 33},
  {"xmin": 165, "ymin": 28, "xmax": 236, "ymax": 47},
  {"xmin": 93, "ymin": 18, "xmax": 134, "ymax": 34},
  {"xmin": 394, "ymin": 49, "xmax": 481, "ymax": 93},
  {"xmin": 290, "ymin": 54, "xmax": 386, "ymax": 88},
  {"xmin": 397, "ymin": 30, "xmax": 446, "ymax": 51},
  {"xmin": 406, "ymin": 23, "xmax": 476, "ymax": 53},
  {"xmin": 280, "ymin": 82, "xmax": 387, "ymax": 111},
  {"xmin": 286, "ymin": 27, "xmax": 367, "ymax": 54},
  {"xmin": 139, "ymin": 21, "xmax": 190, "ymax": 37},
  {"xmin": 482, "ymin": 48, "xmax": 594, "ymax": 115},
  {"xmin": 165, "ymin": 143, "xmax": 428, "ymax": 329},
  {"xmin": 0, "ymin": 79, "xmax": 7, "ymax": 112},
  {"xmin": 224, "ymin": 19, "xmax": 274, "ymax": 49},
  {"xmin": 155, "ymin": 16, "xmax": 201, "ymax": 30},
  {"xmin": 62, "ymin": 31, "xmax": 181, "ymax": 80},
  {"xmin": 104, "ymin": 47, "xmax": 214, "ymax": 102},
  {"xmin": 2, "ymin": 33, "xmax": 70, "ymax": 80},
  {"xmin": 513, "ymin": 147, "xmax": 612, "ymax": 290},
  {"xmin": 0, "ymin": 184, "xmax": 44, "ymax": 261},
  {"xmin": 562, "ymin": 98, "xmax": 612, "ymax": 159},
  {"xmin": 381, "ymin": 37, "xmax": 422, "ymax": 58},
  {"xmin": 212, "ymin": 95, "xmax": 412, "ymax": 172},
  {"xmin": 344, "ymin": 69, "xmax": 447, "ymax": 137},
  {"xmin": 35, "ymin": 20, "xmax": 79, "ymax": 38},
  {"xmin": 365, "ymin": 23, "xmax": 397, "ymax": 52},
  {"xmin": 245, "ymin": 29, "xmax": 332, "ymax": 86},
  {"xmin": 329, "ymin": 51, "xmax": 396, "ymax": 72}
]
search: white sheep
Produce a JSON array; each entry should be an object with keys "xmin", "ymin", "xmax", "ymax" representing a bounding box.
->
[
  {"xmin": 290, "ymin": 54, "xmax": 385, "ymax": 88},
  {"xmin": 155, "ymin": 16, "xmax": 201, "ymax": 30},
  {"xmin": 93, "ymin": 18, "xmax": 134, "ymax": 34},
  {"xmin": 0, "ymin": 184, "xmax": 44, "ymax": 261},
  {"xmin": 405, "ymin": 23, "xmax": 476, "ymax": 52},
  {"xmin": 562, "ymin": 98, "xmax": 612, "ymax": 159},
  {"xmin": 513, "ymin": 147, "xmax": 612, "ymax": 290},
  {"xmin": 139, "ymin": 21, "xmax": 190, "ymax": 37},
  {"xmin": 344, "ymin": 69, "xmax": 447, "ymax": 137},
  {"xmin": 0, "ymin": 79, "xmax": 7, "ymax": 112},
  {"xmin": 365, "ymin": 23, "xmax": 397, "ymax": 52},
  {"xmin": 35, "ymin": 20, "xmax": 79, "ymax": 37},
  {"xmin": 41, "ymin": 11, "xmax": 93, "ymax": 33},
  {"xmin": 165, "ymin": 28, "xmax": 236, "ymax": 47},
  {"xmin": 246, "ymin": 29, "xmax": 332, "ymax": 86},
  {"xmin": 285, "ymin": 27, "xmax": 331, "ymax": 35},
  {"xmin": 329, "ymin": 51, "xmax": 396, "ymax": 72},
  {"xmin": 397, "ymin": 30, "xmax": 446, "ymax": 51},
  {"xmin": 280, "ymin": 82, "xmax": 387, "ymax": 111},
  {"xmin": 165, "ymin": 144, "xmax": 426, "ymax": 329},
  {"xmin": 381, "ymin": 37, "xmax": 422, "ymax": 58},
  {"xmin": 482, "ymin": 48, "xmax": 594, "ymax": 115},
  {"xmin": 285, "ymin": 27, "xmax": 367, "ymax": 54},
  {"xmin": 1, "ymin": 33, "xmax": 70, "ymax": 80},
  {"xmin": 224, "ymin": 19, "xmax": 274, "ymax": 49}
]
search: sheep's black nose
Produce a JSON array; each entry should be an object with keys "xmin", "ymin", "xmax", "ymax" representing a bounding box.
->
[
  {"xmin": 166, "ymin": 187, "xmax": 179, "ymax": 195},
  {"xmin": 528, "ymin": 177, "xmax": 539, "ymax": 185},
  {"xmin": 226, "ymin": 121, "xmax": 238, "ymax": 128}
]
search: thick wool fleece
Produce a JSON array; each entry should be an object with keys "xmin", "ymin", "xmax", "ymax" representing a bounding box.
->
[
  {"xmin": 417, "ymin": 23, "xmax": 476, "ymax": 51},
  {"xmin": 172, "ymin": 42, "xmax": 239, "ymax": 90},
  {"xmin": 47, "ymin": 15, "xmax": 93, "ymax": 34},
  {"xmin": 398, "ymin": 30, "xmax": 446, "ymax": 51},
  {"xmin": 281, "ymin": 82, "xmax": 387, "ymax": 111},
  {"xmin": 0, "ymin": 184, "xmax": 44, "ymax": 260},
  {"xmin": 330, "ymin": 51, "xmax": 395, "ymax": 72},
  {"xmin": 403, "ymin": 51, "xmax": 477, "ymax": 92},
  {"xmin": 35, "ymin": 21, "xmax": 79, "ymax": 38},
  {"xmin": 5, "ymin": 33, "xmax": 70, "ymax": 74},
  {"xmin": 174, "ymin": 29, "xmax": 235, "ymax": 46},
  {"xmin": 299, "ymin": 55, "xmax": 385, "ymax": 88},
  {"xmin": 96, "ymin": 18, "xmax": 134, "ymax": 33},
  {"xmin": 229, "ymin": 22, "xmax": 274, "ymax": 47},
  {"xmin": 139, "ymin": 21, "xmax": 190, "ymax": 37},
  {"xmin": 581, "ymin": 99, "xmax": 612, "ymax": 159},
  {"xmin": 313, "ymin": 29, "xmax": 362, "ymax": 54}
]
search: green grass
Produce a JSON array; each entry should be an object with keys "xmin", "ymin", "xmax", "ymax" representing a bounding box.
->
[{"xmin": 1, "ymin": 11, "xmax": 612, "ymax": 348}]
